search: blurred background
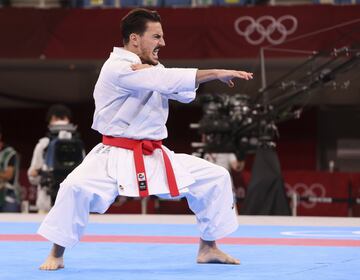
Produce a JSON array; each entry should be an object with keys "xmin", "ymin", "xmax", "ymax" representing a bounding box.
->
[{"xmin": 1, "ymin": 0, "xmax": 360, "ymax": 217}]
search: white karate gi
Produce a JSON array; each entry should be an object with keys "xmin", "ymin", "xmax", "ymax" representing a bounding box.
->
[{"xmin": 38, "ymin": 48, "xmax": 238, "ymax": 247}]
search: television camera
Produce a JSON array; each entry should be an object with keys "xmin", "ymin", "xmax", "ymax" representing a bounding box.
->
[
  {"xmin": 40, "ymin": 123, "xmax": 85, "ymax": 203},
  {"xmin": 192, "ymin": 47, "xmax": 360, "ymax": 158}
]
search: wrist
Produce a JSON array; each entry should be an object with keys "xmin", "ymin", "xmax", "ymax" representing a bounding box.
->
[{"xmin": 213, "ymin": 69, "xmax": 220, "ymax": 80}]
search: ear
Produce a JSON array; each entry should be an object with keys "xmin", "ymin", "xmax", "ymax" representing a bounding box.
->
[{"xmin": 129, "ymin": 33, "xmax": 140, "ymax": 47}]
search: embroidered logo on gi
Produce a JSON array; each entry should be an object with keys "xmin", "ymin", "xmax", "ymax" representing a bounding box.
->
[
  {"xmin": 139, "ymin": 181, "xmax": 147, "ymax": 190},
  {"xmin": 137, "ymin": 173, "xmax": 146, "ymax": 181},
  {"xmin": 95, "ymin": 145, "xmax": 110, "ymax": 154},
  {"xmin": 137, "ymin": 173, "xmax": 147, "ymax": 190},
  {"xmin": 95, "ymin": 145, "xmax": 105, "ymax": 154}
]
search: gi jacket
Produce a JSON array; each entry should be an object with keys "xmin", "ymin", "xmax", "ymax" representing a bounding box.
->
[{"xmin": 91, "ymin": 47, "xmax": 198, "ymax": 196}]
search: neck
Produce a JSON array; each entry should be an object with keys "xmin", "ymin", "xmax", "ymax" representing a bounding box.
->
[{"xmin": 124, "ymin": 45, "xmax": 141, "ymax": 59}]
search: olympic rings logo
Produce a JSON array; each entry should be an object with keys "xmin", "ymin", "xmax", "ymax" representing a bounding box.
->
[
  {"xmin": 234, "ymin": 15, "xmax": 298, "ymax": 45},
  {"xmin": 285, "ymin": 183, "xmax": 326, "ymax": 209}
]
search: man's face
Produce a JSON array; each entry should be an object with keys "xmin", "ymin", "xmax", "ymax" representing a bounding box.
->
[
  {"xmin": 137, "ymin": 21, "xmax": 165, "ymax": 66},
  {"xmin": 49, "ymin": 116, "xmax": 70, "ymax": 125}
]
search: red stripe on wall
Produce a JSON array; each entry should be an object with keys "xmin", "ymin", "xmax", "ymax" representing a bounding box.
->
[{"xmin": 1, "ymin": 6, "xmax": 360, "ymax": 59}]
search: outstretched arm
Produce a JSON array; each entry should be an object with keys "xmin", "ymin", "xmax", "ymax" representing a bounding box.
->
[
  {"xmin": 196, "ymin": 69, "xmax": 253, "ymax": 87},
  {"xmin": 131, "ymin": 64, "xmax": 253, "ymax": 88}
]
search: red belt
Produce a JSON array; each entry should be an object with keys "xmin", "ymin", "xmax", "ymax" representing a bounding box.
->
[{"xmin": 102, "ymin": 135, "xmax": 180, "ymax": 198}]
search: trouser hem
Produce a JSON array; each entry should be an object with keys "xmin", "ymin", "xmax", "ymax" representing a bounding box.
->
[
  {"xmin": 200, "ymin": 220, "xmax": 239, "ymax": 241},
  {"xmin": 37, "ymin": 224, "xmax": 77, "ymax": 248}
]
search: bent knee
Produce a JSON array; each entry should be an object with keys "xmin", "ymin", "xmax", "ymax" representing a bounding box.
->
[{"xmin": 58, "ymin": 177, "xmax": 83, "ymax": 195}]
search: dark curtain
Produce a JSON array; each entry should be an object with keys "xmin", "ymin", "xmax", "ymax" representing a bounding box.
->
[{"xmin": 241, "ymin": 148, "xmax": 291, "ymax": 215}]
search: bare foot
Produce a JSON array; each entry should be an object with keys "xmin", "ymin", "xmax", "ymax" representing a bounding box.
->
[
  {"xmin": 39, "ymin": 255, "xmax": 64, "ymax": 270},
  {"xmin": 39, "ymin": 244, "xmax": 65, "ymax": 270},
  {"xmin": 197, "ymin": 239, "xmax": 240, "ymax": 265}
]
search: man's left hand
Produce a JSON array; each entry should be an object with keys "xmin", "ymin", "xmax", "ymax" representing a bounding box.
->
[{"xmin": 131, "ymin": 64, "xmax": 152, "ymax": 71}]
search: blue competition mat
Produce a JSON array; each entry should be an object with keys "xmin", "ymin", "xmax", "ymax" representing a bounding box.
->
[{"xmin": 0, "ymin": 221, "xmax": 360, "ymax": 280}]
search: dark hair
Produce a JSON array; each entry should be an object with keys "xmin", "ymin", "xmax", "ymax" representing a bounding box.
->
[
  {"xmin": 46, "ymin": 104, "xmax": 72, "ymax": 123},
  {"xmin": 121, "ymin": 8, "xmax": 161, "ymax": 45}
]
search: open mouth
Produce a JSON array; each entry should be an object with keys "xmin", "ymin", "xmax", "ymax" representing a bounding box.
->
[{"xmin": 152, "ymin": 48, "xmax": 159, "ymax": 59}]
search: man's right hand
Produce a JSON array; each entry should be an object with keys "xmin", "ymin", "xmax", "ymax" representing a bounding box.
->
[{"xmin": 28, "ymin": 168, "xmax": 39, "ymax": 177}]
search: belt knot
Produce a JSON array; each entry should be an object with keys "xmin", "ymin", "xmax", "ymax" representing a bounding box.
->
[{"xmin": 102, "ymin": 135, "xmax": 179, "ymax": 198}]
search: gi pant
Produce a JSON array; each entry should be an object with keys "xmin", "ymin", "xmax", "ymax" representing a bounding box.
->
[{"xmin": 38, "ymin": 145, "xmax": 238, "ymax": 248}]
